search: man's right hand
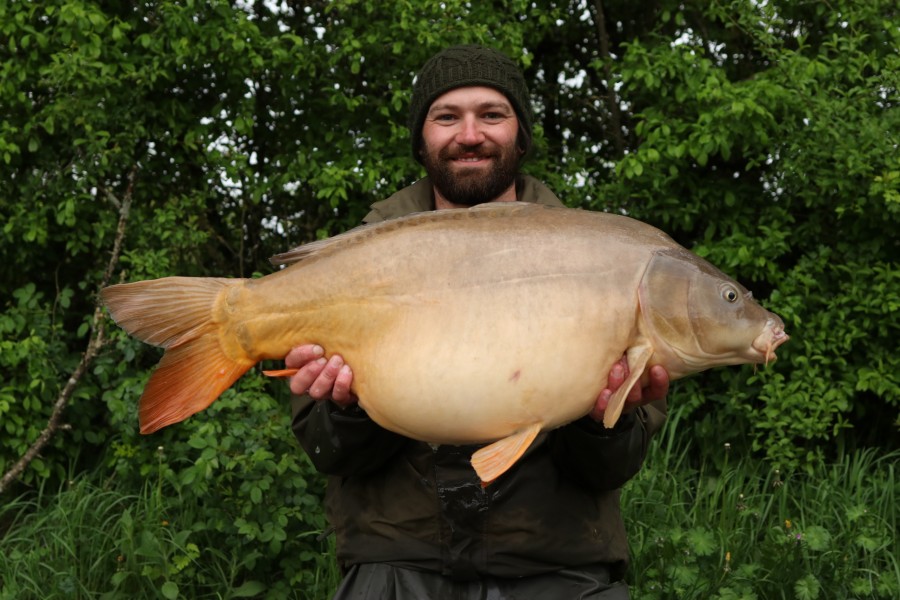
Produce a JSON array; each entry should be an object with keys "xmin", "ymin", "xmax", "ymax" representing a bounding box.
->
[{"xmin": 285, "ymin": 344, "xmax": 357, "ymax": 407}]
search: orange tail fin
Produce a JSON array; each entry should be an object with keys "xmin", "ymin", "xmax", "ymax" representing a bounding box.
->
[{"xmin": 101, "ymin": 277, "xmax": 254, "ymax": 433}]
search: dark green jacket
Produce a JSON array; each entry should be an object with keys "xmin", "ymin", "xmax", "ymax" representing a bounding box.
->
[{"xmin": 291, "ymin": 175, "xmax": 667, "ymax": 581}]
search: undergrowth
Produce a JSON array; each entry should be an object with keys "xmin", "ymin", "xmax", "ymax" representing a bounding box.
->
[
  {"xmin": 624, "ymin": 414, "xmax": 899, "ymax": 599},
  {"xmin": 1, "ymin": 414, "xmax": 897, "ymax": 599}
]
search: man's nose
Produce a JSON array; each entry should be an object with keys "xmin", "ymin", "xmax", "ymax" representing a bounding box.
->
[{"xmin": 455, "ymin": 115, "xmax": 485, "ymax": 145}]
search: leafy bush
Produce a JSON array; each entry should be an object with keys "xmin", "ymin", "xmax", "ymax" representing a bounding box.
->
[
  {"xmin": 102, "ymin": 373, "xmax": 332, "ymax": 598},
  {"xmin": 597, "ymin": 0, "xmax": 900, "ymax": 467},
  {"xmin": 1, "ymin": 374, "xmax": 334, "ymax": 600},
  {"xmin": 0, "ymin": 283, "xmax": 102, "ymax": 484}
]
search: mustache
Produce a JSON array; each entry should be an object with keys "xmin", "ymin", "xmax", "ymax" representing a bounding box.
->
[{"xmin": 440, "ymin": 144, "xmax": 498, "ymax": 160}]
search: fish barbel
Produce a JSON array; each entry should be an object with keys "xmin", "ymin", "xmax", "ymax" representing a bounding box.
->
[{"xmin": 101, "ymin": 202, "xmax": 789, "ymax": 483}]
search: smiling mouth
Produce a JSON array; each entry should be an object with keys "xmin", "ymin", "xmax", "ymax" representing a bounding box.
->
[{"xmin": 452, "ymin": 155, "xmax": 492, "ymax": 164}]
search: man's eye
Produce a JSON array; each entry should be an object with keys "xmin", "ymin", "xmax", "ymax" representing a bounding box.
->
[{"xmin": 435, "ymin": 114, "xmax": 457, "ymax": 121}]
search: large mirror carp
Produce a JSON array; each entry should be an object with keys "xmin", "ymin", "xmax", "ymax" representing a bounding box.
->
[{"xmin": 102, "ymin": 203, "xmax": 788, "ymax": 483}]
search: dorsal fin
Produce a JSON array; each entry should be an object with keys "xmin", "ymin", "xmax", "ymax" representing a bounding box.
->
[{"xmin": 269, "ymin": 202, "xmax": 543, "ymax": 267}]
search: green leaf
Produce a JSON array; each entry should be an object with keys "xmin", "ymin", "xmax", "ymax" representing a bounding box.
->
[
  {"xmin": 855, "ymin": 533, "xmax": 883, "ymax": 552},
  {"xmin": 161, "ymin": 581, "xmax": 179, "ymax": 600},
  {"xmin": 794, "ymin": 574, "xmax": 821, "ymax": 600},
  {"xmin": 802, "ymin": 525, "xmax": 831, "ymax": 551},
  {"xmin": 686, "ymin": 527, "xmax": 717, "ymax": 556},
  {"xmin": 231, "ymin": 581, "xmax": 267, "ymax": 597}
]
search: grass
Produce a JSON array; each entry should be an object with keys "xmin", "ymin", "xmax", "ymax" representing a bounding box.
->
[
  {"xmin": 2, "ymin": 426, "xmax": 897, "ymax": 599},
  {"xmin": 624, "ymin": 415, "xmax": 899, "ymax": 599},
  {"xmin": 0, "ymin": 470, "xmax": 337, "ymax": 600},
  {"xmin": 0, "ymin": 477, "xmax": 219, "ymax": 600}
]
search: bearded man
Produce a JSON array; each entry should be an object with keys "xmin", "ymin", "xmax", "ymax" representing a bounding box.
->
[{"xmin": 285, "ymin": 45, "xmax": 669, "ymax": 599}]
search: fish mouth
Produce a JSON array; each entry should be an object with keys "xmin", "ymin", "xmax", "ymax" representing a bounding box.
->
[{"xmin": 752, "ymin": 318, "xmax": 790, "ymax": 365}]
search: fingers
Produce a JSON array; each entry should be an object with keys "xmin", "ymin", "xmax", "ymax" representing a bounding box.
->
[
  {"xmin": 286, "ymin": 347, "xmax": 357, "ymax": 406},
  {"xmin": 606, "ymin": 358, "xmax": 627, "ymax": 390},
  {"xmin": 589, "ymin": 389, "xmax": 611, "ymax": 422},
  {"xmin": 285, "ymin": 344, "xmax": 325, "ymax": 369},
  {"xmin": 289, "ymin": 356, "xmax": 327, "ymax": 396},
  {"xmin": 331, "ymin": 364, "xmax": 355, "ymax": 406},
  {"xmin": 306, "ymin": 354, "xmax": 344, "ymax": 398},
  {"xmin": 643, "ymin": 365, "xmax": 670, "ymax": 402},
  {"xmin": 589, "ymin": 358, "xmax": 627, "ymax": 423}
]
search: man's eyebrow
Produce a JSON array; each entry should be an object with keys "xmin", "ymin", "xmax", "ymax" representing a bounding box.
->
[{"xmin": 427, "ymin": 101, "xmax": 514, "ymax": 115}]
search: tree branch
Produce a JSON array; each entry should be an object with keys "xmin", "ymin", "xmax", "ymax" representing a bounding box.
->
[
  {"xmin": 592, "ymin": 0, "xmax": 626, "ymax": 158},
  {"xmin": 0, "ymin": 166, "xmax": 137, "ymax": 495}
]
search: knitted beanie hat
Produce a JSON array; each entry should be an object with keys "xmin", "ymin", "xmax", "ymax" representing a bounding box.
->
[{"xmin": 408, "ymin": 45, "xmax": 533, "ymax": 163}]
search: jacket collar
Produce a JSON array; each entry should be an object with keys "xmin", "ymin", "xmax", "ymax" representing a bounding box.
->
[{"xmin": 363, "ymin": 175, "xmax": 563, "ymax": 224}]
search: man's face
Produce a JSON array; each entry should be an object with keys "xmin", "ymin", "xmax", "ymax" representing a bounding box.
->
[{"xmin": 420, "ymin": 86, "xmax": 521, "ymax": 206}]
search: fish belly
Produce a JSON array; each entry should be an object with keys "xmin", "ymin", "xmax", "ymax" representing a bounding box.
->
[{"xmin": 346, "ymin": 277, "xmax": 637, "ymax": 444}]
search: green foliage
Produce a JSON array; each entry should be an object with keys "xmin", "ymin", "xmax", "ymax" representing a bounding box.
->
[
  {"xmin": 3, "ymin": 411, "xmax": 897, "ymax": 599},
  {"xmin": 3, "ymin": 0, "xmax": 895, "ymax": 476},
  {"xmin": 0, "ymin": 0, "xmax": 898, "ymax": 591},
  {"xmin": 101, "ymin": 373, "xmax": 332, "ymax": 597},
  {"xmin": 1, "ymin": 375, "xmax": 334, "ymax": 600},
  {"xmin": 623, "ymin": 414, "xmax": 900, "ymax": 599},
  {"xmin": 0, "ymin": 0, "xmax": 580, "ymax": 486},
  {"xmin": 0, "ymin": 282, "xmax": 97, "ymax": 484},
  {"xmin": 595, "ymin": 0, "xmax": 900, "ymax": 467}
]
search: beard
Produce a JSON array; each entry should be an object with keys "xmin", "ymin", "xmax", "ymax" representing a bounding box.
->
[{"xmin": 421, "ymin": 140, "xmax": 519, "ymax": 206}]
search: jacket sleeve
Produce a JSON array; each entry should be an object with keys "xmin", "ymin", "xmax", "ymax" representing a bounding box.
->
[
  {"xmin": 548, "ymin": 399, "xmax": 667, "ymax": 491},
  {"xmin": 291, "ymin": 394, "xmax": 407, "ymax": 477}
]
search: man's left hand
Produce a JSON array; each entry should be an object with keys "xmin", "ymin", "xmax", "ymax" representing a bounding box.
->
[{"xmin": 589, "ymin": 357, "xmax": 669, "ymax": 423}]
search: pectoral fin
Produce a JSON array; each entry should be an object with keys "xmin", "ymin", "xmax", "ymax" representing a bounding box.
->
[
  {"xmin": 470, "ymin": 423, "xmax": 542, "ymax": 486},
  {"xmin": 262, "ymin": 368, "xmax": 299, "ymax": 378},
  {"xmin": 603, "ymin": 343, "xmax": 653, "ymax": 429}
]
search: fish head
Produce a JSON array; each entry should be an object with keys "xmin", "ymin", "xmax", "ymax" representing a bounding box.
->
[{"xmin": 638, "ymin": 249, "xmax": 789, "ymax": 377}]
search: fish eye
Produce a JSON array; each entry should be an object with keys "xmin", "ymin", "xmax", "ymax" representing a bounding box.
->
[{"xmin": 723, "ymin": 287, "xmax": 739, "ymax": 303}]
